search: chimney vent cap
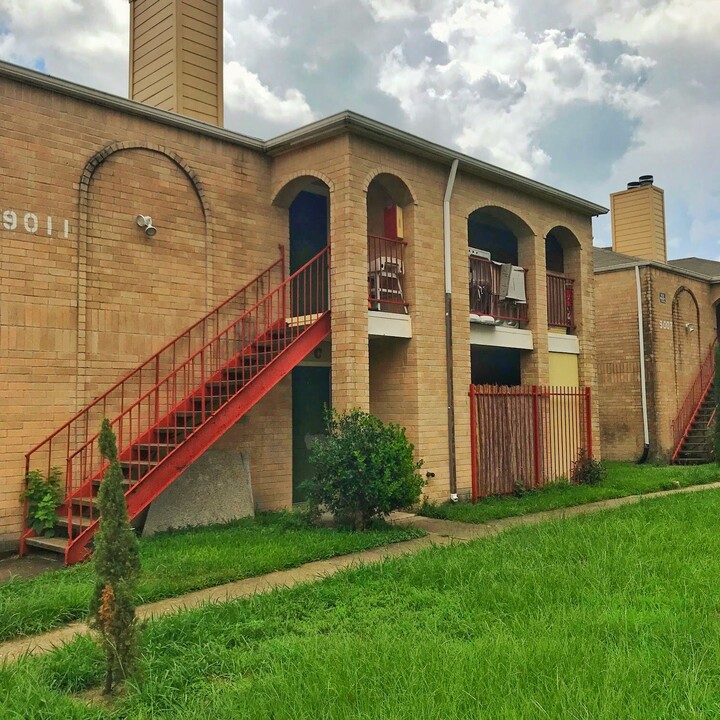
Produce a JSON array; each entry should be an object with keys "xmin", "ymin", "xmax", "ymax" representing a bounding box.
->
[
  {"xmin": 638, "ymin": 174, "xmax": 654, "ymax": 185},
  {"xmin": 627, "ymin": 181, "xmax": 641, "ymax": 189}
]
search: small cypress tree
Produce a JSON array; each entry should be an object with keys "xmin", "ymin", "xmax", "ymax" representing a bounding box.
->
[
  {"xmin": 715, "ymin": 344, "xmax": 720, "ymax": 464},
  {"xmin": 90, "ymin": 419, "xmax": 141, "ymax": 695}
]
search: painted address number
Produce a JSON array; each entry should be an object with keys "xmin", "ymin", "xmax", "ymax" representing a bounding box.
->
[
  {"xmin": 2, "ymin": 210, "xmax": 70, "ymax": 238},
  {"xmin": 659, "ymin": 320, "xmax": 672, "ymax": 330}
]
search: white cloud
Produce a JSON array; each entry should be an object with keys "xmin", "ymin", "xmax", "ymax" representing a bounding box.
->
[
  {"xmin": 224, "ymin": 61, "xmax": 315, "ymax": 124},
  {"xmin": 363, "ymin": 0, "xmax": 418, "ymax": 22},
  {"xmin": 378, "ymin": 1, "xmax": 655, "ymax": 174}
]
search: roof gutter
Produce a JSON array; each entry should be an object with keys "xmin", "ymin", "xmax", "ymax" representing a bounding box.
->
[{"xmin": 266, "ymin": 112, "xmax": 609, "ymax": 218}]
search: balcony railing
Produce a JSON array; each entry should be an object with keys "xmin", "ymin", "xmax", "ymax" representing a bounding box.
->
[
  {"xmin": 547, "ymin": 272, "xmax": 575, "ymax": 330},
  {"xmin": 368, "ymin": 234, "xmax": 408, "ymax": 313},
  {"xmin": 469, "ymin": 257, "xmax": 528, "ymax": 326}
]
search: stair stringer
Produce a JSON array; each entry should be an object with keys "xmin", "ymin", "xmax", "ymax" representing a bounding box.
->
[{"xmin": 63, "ymin": 313, "xmax": 331, "ymax": 564}]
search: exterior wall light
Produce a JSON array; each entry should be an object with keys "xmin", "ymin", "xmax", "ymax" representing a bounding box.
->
[
  {"xmin": 136, "ymin": 215, "xmax": 157, "ymax": 238},
  {"xmin": 685, "ymin": 323, "xmax": 695, "ymax": 333}
]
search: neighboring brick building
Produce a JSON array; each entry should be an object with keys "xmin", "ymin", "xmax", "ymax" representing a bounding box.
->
[
  {"xmin": 595, "ymin": 177, "xmax": 720, "ymax": 463},
  {"xmin": 0, "ymin": 0, "xmax": 607, "ymax": 559}
]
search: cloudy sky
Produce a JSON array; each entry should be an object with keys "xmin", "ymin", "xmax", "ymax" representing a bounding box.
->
[{"xmin": 1, "ymin": 0, "xmax": 718, "ymax": 257}]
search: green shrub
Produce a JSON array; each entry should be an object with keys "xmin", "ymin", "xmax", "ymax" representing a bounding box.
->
[
  {"xmin": 305, "ymin": 408, "xmax": 425, "ymax": 530},
  {"xmin": 570, "ymin": 449, "xmax": 606, "ymax": 486},
  {"xmin": 22, "ymin": 467, "xmax": 63, "ymax": 536},
  {"xmin": 90, "ymin": 419, "xmax": 141, "ymax": 695}
]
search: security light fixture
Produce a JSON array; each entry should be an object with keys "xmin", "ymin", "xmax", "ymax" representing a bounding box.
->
[
  {"xmin": 136, "ymin": 215, "xmax": 157, "ymax": 238},
  {"xmin": 685, "ymin": 323, "xmax": 695, "ymax": 333}
]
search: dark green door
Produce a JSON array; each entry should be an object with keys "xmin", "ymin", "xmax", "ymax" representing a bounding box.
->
[{"xmin": 292, "ymin": 366, "xmax": 331, "ymax": 502}]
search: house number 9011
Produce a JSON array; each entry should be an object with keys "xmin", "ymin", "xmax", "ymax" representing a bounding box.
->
[
  {"xmin": 659, "ymin": 320, "xmax": 672, "ymax": 330},
  {"xmin": 2, "ymin": 210, "xmax": 70, "ymax": 238}
]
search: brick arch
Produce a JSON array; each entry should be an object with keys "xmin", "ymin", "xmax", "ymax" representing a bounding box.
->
[
  {"xmin": 78, "ymin": 141, "xmax": 210, "ymax": 221},
  {"xmin": 464, "ymin": 202, "xmax": 538, "ymax": 238},
  {"xmin": 75, "ymin": 142, "xmax": 212, "ymax": 408},
  {"xmin": 541, "ymin": 223, "xmax": 583, "ymax": 247},
  {"xmin": 271, "ymin": 171, "xmax": 335, "ymax": 208},
  {"xmin": 672, "ymin": 286, "xmax": 702, "ymax": 403},
  {"xmin": 362, "ymin": 168, "xmax": 417, "ymax": 207}
]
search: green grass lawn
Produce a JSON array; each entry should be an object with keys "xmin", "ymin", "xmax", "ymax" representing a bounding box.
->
[
  {"xmin": 419, "ymin": 461, "xmax": 720, "ymax": 524},
  {"xmin": 0, "ymin": 512, "xmax": 423, "ymax": 643},
  {"xmin": 4, "ymin": 490, "xmax": 720, "ymax": 718}
]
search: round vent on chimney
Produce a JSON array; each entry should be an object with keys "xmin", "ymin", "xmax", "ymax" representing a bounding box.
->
[
  {"xmin": 627, "ymin": 181, "xmax": 641, "ymax": 189},
  {"xmin": 638, "ymin": 175, "xmax": 654, "ymax": 185}
]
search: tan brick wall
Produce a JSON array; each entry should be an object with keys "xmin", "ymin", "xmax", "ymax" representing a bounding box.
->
[
  {"xmin": 595, "ymin": 265, "xmax": 716, "ymax": 460},
  {"xmin": 0, "ymin": 75, "xmax": 285, "ymax": 548},
  {"xmin": 594, "ymin": 269, "xmax": 645, "ymax": 460}
]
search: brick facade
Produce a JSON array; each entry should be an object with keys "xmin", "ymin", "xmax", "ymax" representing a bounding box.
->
[
  {"xmin": 596, "ymin": 264, "xmax": 717, "ymax": 460},
  {"xmin": 0, "ymin": 66, "xmax": 601, "ymax": 549}
]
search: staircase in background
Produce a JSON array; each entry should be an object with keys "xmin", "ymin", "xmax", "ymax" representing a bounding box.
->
[
  {"xmin": 671, "ymin": 339, "xmax": 716, "ymax": 464},
  {"xmin": 674, "ymin": 384, "xmax": 715, "ymax": 465},
  {"xmin": 21, "ymin": 247, "xmax": 330, "ymax": 564}
]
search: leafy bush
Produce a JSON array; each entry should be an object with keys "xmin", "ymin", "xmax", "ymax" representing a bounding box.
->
[
  {"xmin": 714, "ymin": 343, "xmax": 720, "ymax": 465},
  {"xmin": 23, "ymin": 467, "xmax": 63, "ymax": 536},
  {"xmin": 305, "ymin": 408, "xmax": 424, "ymax": 530},
  {"xmin": 570, "ymin": 449, "xmax": 606, "ymax": 486}
]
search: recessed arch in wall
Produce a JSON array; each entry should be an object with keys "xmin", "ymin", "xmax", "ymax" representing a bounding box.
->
[{"xmin": 672, "ymin": 286, "xmax": 702, "ymax": 403}]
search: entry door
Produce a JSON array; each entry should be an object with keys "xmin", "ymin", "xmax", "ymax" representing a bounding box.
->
[{"xmin": 292, "ymin": 366, "xmax": 331, "ymax": 502}]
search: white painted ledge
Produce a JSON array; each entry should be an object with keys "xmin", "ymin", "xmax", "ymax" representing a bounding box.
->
[
  {"xmin": 548, "ymin": 333, "xmax": 580, "ymax": 354},
  {"xmin": 368, "ymin": 311, "xmax": 412, "ymax": 338},
  {"xmin": 469, "ymin": 320, "xmax": 534, "ymax": 350}
]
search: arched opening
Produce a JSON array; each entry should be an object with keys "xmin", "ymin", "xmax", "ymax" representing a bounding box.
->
[
  {"xmin": 468, "ymin": 206, "xmax": 534, "ymax": 388},
  {"xmin": 273, "ymin": 175, "xmax": 331, "ymax": 504},
  {"xmin": 366, "ymin": 173, "xmax": 414, "ymax": 314},
  {"xmin": 672, "ymin": 287, "xmax": 701, "ymax": 404},
  {"xmin": 467, "ymin": 206, "xmax": 532, "ymax": 327},
  {"xmin": 545, "ymin": 226, "xmax": 581, "ymax": 332}
]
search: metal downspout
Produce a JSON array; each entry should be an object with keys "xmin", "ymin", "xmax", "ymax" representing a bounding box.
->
[
  {"xmin": 444, "ymin": 159, "xmax": 460, "ymax": 500},
  {"xmin": 635, "ymin": 265, "xmax": 650, "ymax": 462}
]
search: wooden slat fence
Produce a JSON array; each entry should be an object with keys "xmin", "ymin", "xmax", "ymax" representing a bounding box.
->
[{"xmin": 470, "ymin": 385, "xmax": 593, "ymax": 501}]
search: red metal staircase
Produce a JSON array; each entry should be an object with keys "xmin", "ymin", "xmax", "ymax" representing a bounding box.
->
[
  {"xmin": 671, "ymin": 339, "xmax": 716, "ymax": 464},
  {"xmin": 20, "ymin": 247, "xmax": 330, "ymax": 564}
]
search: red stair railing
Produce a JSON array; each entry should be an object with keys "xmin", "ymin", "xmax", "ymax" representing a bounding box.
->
[
  {"xmin": 42, "ymin": 247, "xmax": 329, "ymax": 548},
  {"xmin": 22, "ymin": 249, "xmax": 285, "ymax": 539},
  {"xmin": 671, "ymin": 338, "xmax": 717, "ymax": 461}
]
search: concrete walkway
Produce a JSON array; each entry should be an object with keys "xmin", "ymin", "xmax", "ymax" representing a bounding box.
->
[{"xmin": 2, "ymin": 479, "xmax": 720, "ymax": 664}]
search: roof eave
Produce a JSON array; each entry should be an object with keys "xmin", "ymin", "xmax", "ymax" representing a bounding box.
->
[
  {"xmin": 267, "ymin": 111, "xmax": 609, "ymax": 217},
  {"xmin": 0, "ymin": 60, "xmax": 265, "ymax": 151}
]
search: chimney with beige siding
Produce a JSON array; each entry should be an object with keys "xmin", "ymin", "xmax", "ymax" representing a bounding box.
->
[
  {"xmin": 129, "ymin": 0, "xmax": 224, "ymax": 126},
  {"xmin": 611, "ymin": 175, "xmax": 667, "ymax": 263}
]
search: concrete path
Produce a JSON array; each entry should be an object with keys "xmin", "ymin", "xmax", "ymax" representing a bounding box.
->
[{"xmin": 2, "ymin": 479, "xmax": 720, "ymax": 664}]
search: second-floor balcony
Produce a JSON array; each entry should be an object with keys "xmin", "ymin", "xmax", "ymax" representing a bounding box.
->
[
  {"xmin": 368, "ymin": 234, "xmax": 408, "ymax": 314},
  {"xmin": 546, "ymin": 272, "xmax": 575, "ymax": 330},
  {"xmin": 469, "ymin": 256, "xmax": 575, "ymax": 331},
  {"xmin": 469, "ymin": 256, "xmax": 529, "ymax": 326}
]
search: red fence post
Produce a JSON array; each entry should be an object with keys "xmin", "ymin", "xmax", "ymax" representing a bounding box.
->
[
  {"xmin": 532, "ymin": 385, "xmax": 541, "ymax": 488},
  {"xmin": 469, "ymin": 385, "xmax": 478, "ymax": 503},
  {"xmin": 585, "ymin": 386, "xmax": 593, "ymax": 457}
]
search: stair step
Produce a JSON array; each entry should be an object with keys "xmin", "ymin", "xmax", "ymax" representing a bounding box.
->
[
  {"xmin": 25, "ymin": 536, "xmax": 68, "ymax": 554},
  {"xmin": 119, "ymin": 460, "xmax": 155, "ymax": 481},
  {"xmin": 133, "ymin": 443, "xmax": 177, "ymax": 461},
  {"xmin": 155, "ymin": 426, "xmax": 192, "ymax": 442},
  {"xmin": 193, "ymin": 395, "xmax": 228, "ymax": 411},
  {"xmin": 92, "ymin": 477, "xmax": 132, "ymax": 488},
  {"xmin": 56, "ymin": 514, "xmax": 95, "ymax": 531},
  {"xmin": 171, "ymin": 411, "xmax": 205, "ymax": 427},
  {"xmin": 204, "ymin": 381, "xmax": 244, "ymax": 395}
]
